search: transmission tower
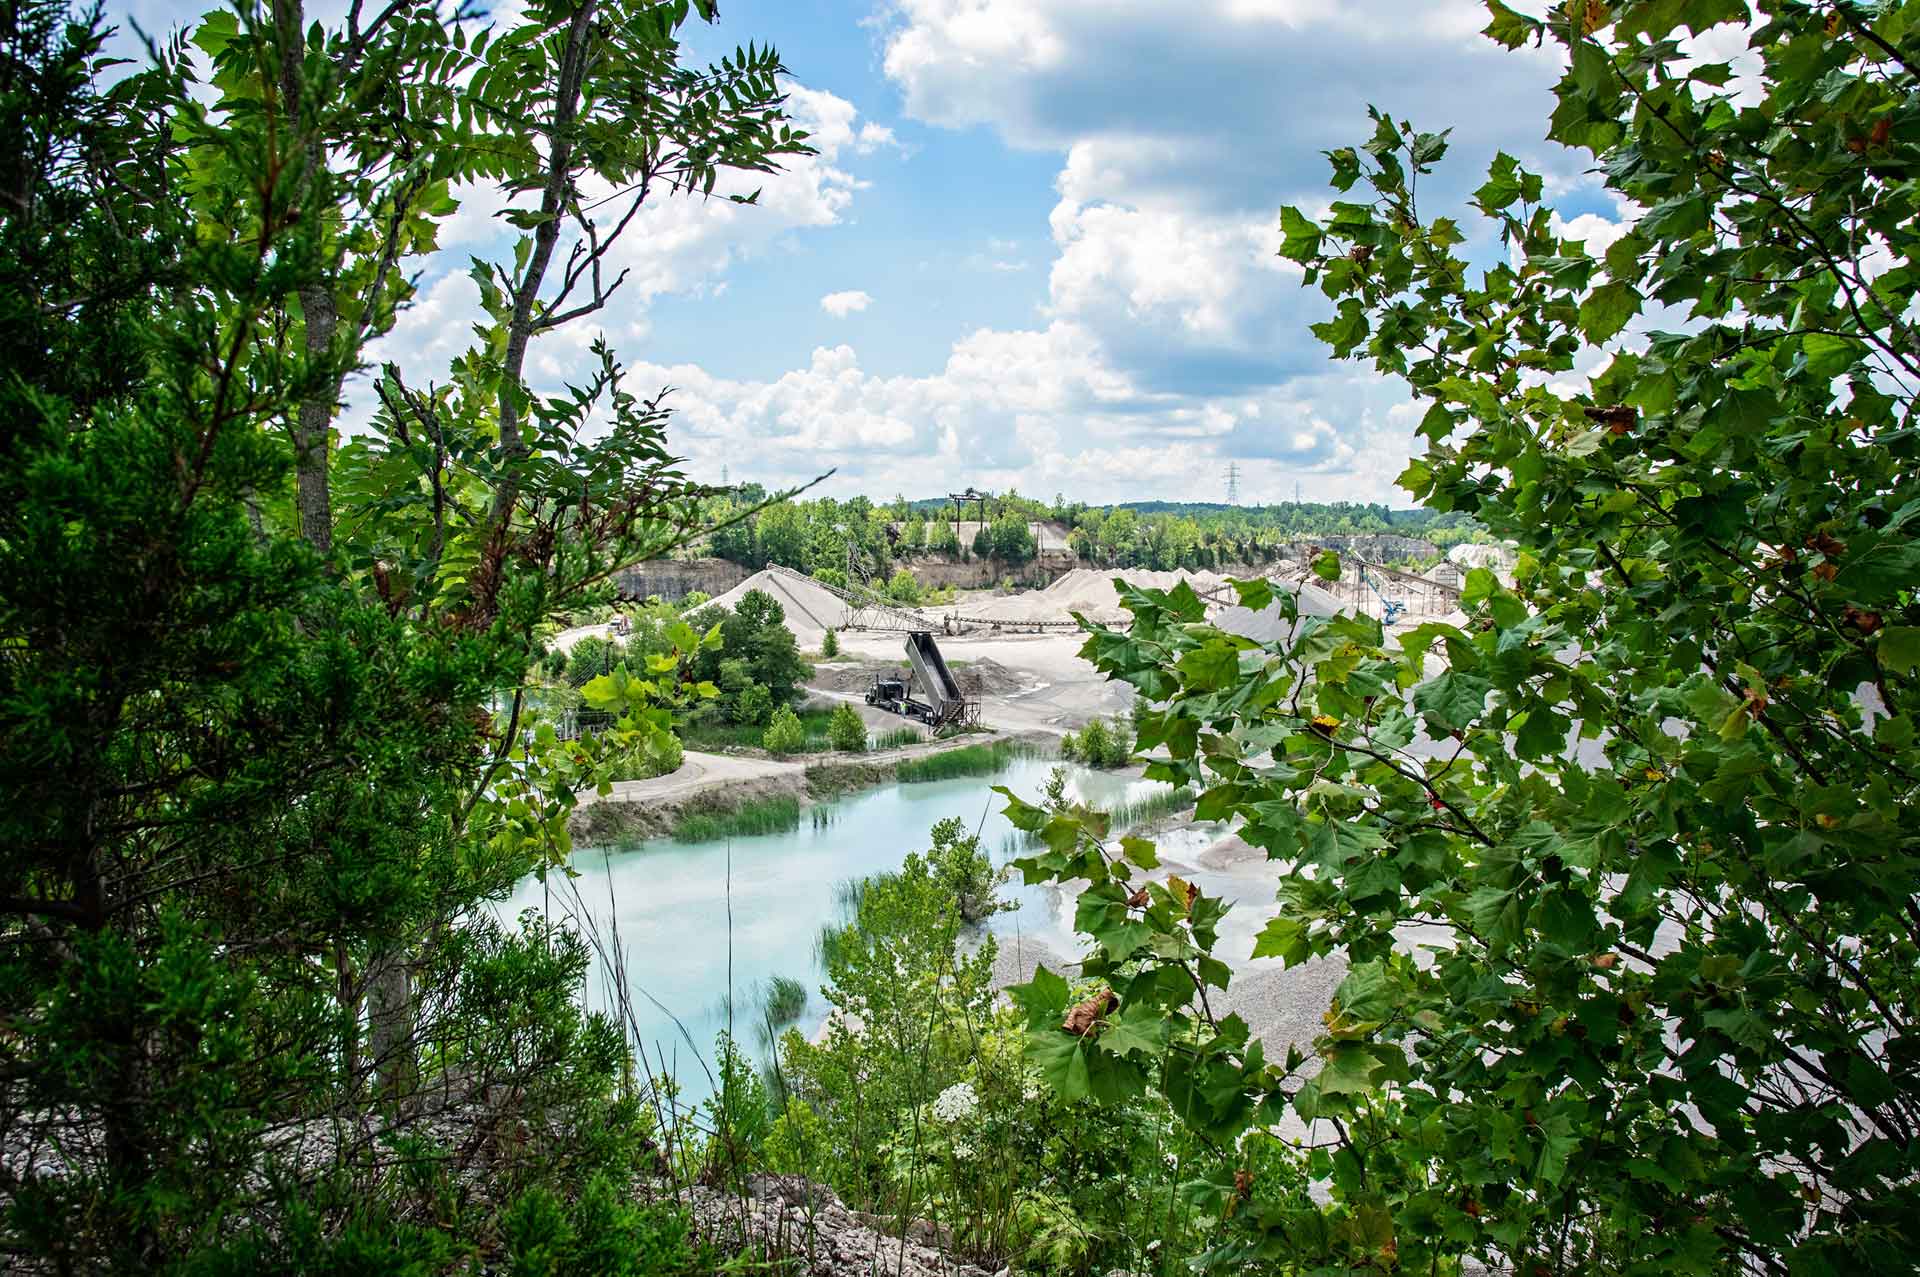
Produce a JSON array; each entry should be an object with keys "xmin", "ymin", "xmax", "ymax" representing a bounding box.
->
[{"xmin": 1224, "ymin": 462, "xmax": 1241, "ymax": 506}]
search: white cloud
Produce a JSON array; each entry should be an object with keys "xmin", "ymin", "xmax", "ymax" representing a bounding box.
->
[{"xmin": 820, "ymin": 289, "xmax": 874, "ymax": 317}]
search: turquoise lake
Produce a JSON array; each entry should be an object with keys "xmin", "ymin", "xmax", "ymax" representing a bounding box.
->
[{"xmin": 501, "ymin": 757, "xmax": 1171, "ymax": 1108}]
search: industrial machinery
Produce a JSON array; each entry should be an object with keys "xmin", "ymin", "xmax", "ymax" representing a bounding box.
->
[
  {"xmin": 864, "ymin": 631, "xmax": 979, "ymax": 727},
  {"xmin": 1357, "ymin": 565, "xmax": 1407, "ymax": 626}
]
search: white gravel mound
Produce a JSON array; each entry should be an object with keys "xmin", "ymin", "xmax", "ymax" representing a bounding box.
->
[{"xmin": 705, "ymin": 569, "xmax": 853, "ymax": 645}]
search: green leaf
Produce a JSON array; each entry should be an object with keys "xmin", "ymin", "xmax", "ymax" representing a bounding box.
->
[
  {"xmin": 1317, "ymin": 1041, "xmax": 1382, "ymax": 1095},
  {"xmin": 1025, "ymin": 1030, "xmax": 1090, "ymax": 1102},
  {"xmin": 1412, "ymin": 671, "xmax": 1492, "ymax": 733},
  {"xmin": 1279, "ymin": 206, "xmax": 1323, "ymax": 262},
  {"xmin": 1100, "ymin": 1002, "xmax": 1171, "ymax": 1056},
  {"xmin": 1177, "ymin": 640, "xmax": 1240, "ymax": 691},
  {"xmin": 1802, "ymin": 332, "xmax": 1863, "ymax": 378},
  {"xmin": 1879, "ymin": 627, "xmax": 1920, "ymax": 676},
  {"xmin": 1482, "ymin": 0, "xmax": 1537, "ymax": 48},
  {"xmin": 1008, "ymin": 965, "xmax": 1070, "ymax": 1027},
  {"xmin": 1312, "ymin": 549, "xmax": 1341, "ymax": 582},
  {"xmin": 1579, "ymin": 280, "xmax": 1642, "ymax": 343}
]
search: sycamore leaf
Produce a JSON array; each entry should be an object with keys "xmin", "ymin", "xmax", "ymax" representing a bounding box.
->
[
  {"xmin": 1879, "ymin": 627, "xmax": 1920, "ymax": 676},
  {"xmin": 1279, "ymin": 206, "xmax": 1322, "ymax": 262},
  {"xmin": 1412, "ymin": 671, "xmax": 1492, "ymax": 733}
]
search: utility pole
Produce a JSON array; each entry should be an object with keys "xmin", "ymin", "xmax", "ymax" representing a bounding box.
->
[{"xmin": 1224, "ymin": 462, "xmax": 1241, "ymax": 506}]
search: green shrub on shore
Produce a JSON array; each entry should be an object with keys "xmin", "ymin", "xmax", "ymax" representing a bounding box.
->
[
  {"xmin": 820, "ymin": 628, "xmax": 840, "ymax": 658},
  {"xmin": 762, "ymin": 706, "xmax": 806, "ymax": 755},
  {"xmin": 1060, "ymin": 715, "xmax": 1131, "ymax": 768},
  {"xmin": 827, "ymin": 703, "xmax": 867, "ymax": 752}
]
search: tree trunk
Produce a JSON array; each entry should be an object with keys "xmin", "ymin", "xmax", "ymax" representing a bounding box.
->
[
  {"xmin": 366, "ymin": 954, "xmax": 417, "ymax": 1106},
  {"xmin": 271, "ymin": 0, "xmax": 334, "ymax": 554}
]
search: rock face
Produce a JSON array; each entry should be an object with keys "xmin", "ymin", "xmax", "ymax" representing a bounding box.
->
[{"xmin": 689, "ymin": 1175, "xmax": 994, "ymax": 1277}]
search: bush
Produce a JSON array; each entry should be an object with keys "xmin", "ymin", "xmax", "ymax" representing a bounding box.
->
[
  {"xmin": 566, "ymin": 635, "xmax": 620, "ymax": 687},
  {"xmin": 827, "ymin": 703, "xmax": 867, "ymax": 752},
  {"xmin": 884, "ymin": 568, "xmax": 922, "ymax": 605},
  {"xmin": 762, "ymin": 705, "xmax": 806, "ymax": 754},
  {"xmin": 733, "ymin": 682, "xmax": 773, "ymax": 726},
  {"xmin": 542, "ymin": 646, "xmax": 568, "ymax": 679},
  {"xmin": 820, "ymin": 627, "xmax": 840, "ymax": 658},
  {"xmin": 1062, "ymin": 716, "xmax": 1130, "ymax": 768},
  {"xmin": 926, "ymin": 816, "xmax": 1004, "ymax": 926}
]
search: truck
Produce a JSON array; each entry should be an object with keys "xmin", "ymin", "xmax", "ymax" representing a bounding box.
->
[{"xmin": 863, "ymin": 631, "xmax": 973, "ymax": 727}]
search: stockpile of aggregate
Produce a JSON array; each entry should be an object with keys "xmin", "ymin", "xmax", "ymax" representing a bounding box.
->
[
  {"xmin": 706, "ymin": 569, "xmax": 854, "ymax": 645},
  {"xmin": 955, "ymin": 568, "xmax": 1237, "ymax": 626}
]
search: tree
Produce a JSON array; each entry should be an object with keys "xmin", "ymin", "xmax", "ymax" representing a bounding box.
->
[
  {"xmin": 565, "ymin": 634, "xmax": 620, "ymax": 687},
  {"xmin": 1007, "ymin": 5, "xmax": 1920, "ymax": 1275},
  {"xmin": 734, "ymin": 682, "xmax": 774, "ymax": 727},
  {"xmin": 988, "ymin": 514, "xmax": 1036, "ymax": 565},
  {"xmin": 885, "ymin": 567, "xmax": 923, "ymax": 604},
  {"xmin": 0, "ymin": 0, "xmax": 803, "ymax": 1265},
  {"xmin": 695, "ymin": 590, "xmax": 811, "ymax": 711},
  {"xmin": 821, "ymin": 627, "xmax": 840, "ymax": 658},
  {"xmin": 827, "ymin": 702, "xmax": 866, "ymax": 752},
  {"xmin": 756, "ymin": 501, "xmax": 810, "ymax": 570},
  {"xmin": 762, "ymin": 705, "xmax": 806, "ymax": 755}
]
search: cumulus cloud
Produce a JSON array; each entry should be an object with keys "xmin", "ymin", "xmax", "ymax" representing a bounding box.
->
[
  {"xmin": 820, "ymin": 290, "xmax": 874, "ymax": 317},
  {"xmin": 359, "ymin": 80, "xmax": 885, "ymax": 417}
]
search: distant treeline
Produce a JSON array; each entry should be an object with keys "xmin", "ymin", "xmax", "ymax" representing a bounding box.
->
[{"xmin": 701, "ymin": 487, "xmax": 1483, "ymax": 576}]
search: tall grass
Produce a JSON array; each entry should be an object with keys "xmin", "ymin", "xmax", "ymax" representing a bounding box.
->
[
  {"xmin": 1105, "ymin": 784, "xmax": 1197, "ymax": 832},
  {"xmin": 670, "ymin": 794, "xmax": 802, "ymax": 842},
  {"xmin": 872, "ymin": 726, "xmax": 922, "ymax": 750},
  {"xmin": 1003, "ymin": 784, "xmax": 1197, "ymax": 851},
  {"xmin": 895, "ymin": 740, "xmax": 1025, "ymax": 783},
  {"xmin": 760, "ymin": 974, "xmax": 807, "ymax": 1028}
]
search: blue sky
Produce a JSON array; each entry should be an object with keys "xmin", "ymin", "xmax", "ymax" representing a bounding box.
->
[{"xmin": 125, "ymin": 0, "xmax": 1657, "ymax": 505}]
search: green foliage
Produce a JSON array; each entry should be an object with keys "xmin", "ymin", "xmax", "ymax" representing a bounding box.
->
[
  {"xmin": 1012, "ymin": 7, "xmax": 1920, "ymax": 1275},
  {"xmin": 872, "ymin": 725, "xmax": 922, "ymax": 750},
  {"xmin": 894, "ymin": 740, "xmax": 1022, "ymax": 783},
  {"xmin": 0, "ymin": 0, "xmax": 806, "ymax": 1265},
  {"xmin": 691, "ymin": 589, "xmax": 812, "ymax": 712},
  {"xmin": 759, "ymin": 974, "xmax": 808, "ymax": 1029},
  {"xmin": 566, "ymin": 634, "xmax": 620, "ymax": 687},
  {"xmin": 608, "ymin": 729, "xmax": 683, "ymax": 782},
  {"xmin": 669, "ymin": 794, "xmax": 802, "ymax": 843},
  {"xmin": 762, "ymin": 705, "xmax": 807, "ymax": 755},
  {"xmin": 781, "ymin": 840, "xmax": 1257, "ymax": 1273},
  {"xmin": 885, "ymin": 567, "xmax": 924, "ymax": 604},
  {"xmin": 925, "ymin": 816, "xmax": 1005, "ymax": 926},
  {"xmin": 1060, "ymin": 716, "xmax": 1132, "ymax": 768},
  {"xmin": 733, "ymin": 682, "xmax": 774, "ymax": 727},
  {"xmin": 988, "ymin": 513, "xmax": 1037, "ymax": 564},
  {"xmin": 501, "ymin": 1178, "xmax": 700, "ymax": 1277},
  {"xmin": 827, "ymin": 702, "xmax": 868, "ymax": 752},
  {"xmin": 820, "ymin": 626, "xmax": 841, "ymax": 657}
]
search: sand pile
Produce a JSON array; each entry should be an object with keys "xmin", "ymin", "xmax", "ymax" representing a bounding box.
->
[
  {"xmin": 956, "ymin": 567, "xmax": 1236, "ymax": 626},
  {"xmin": 706, "ymin": 569, "xmax": 854, "ymax": 645},
  {"xmin": 1212, "ymin": 577, "xmax": 1345, "ymax": 643}
]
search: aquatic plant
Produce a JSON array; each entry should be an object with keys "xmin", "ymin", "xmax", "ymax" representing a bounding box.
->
[
  {"xmin": 872, "ymin": 726, "xmax": 922, "ymax": 750},
  {"xmin": 895, "ymin": 740, "xmax": 1026, "ymax": 783},
  {"xmin": 669, "ymin": 794, "xmax": 802, "ymax": 842},
  {"xmin": 759, "ymin": 975, "xmax": 807, "ymax": 1028}
]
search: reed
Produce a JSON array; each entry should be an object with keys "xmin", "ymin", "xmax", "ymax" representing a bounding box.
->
[
  {"xmin": 894, "ymin": 740, "xmax": 1024, "ymax": 783},
  {"xmin": 872, "ymin": 726, "xmax": 922, "ymax": 750},
  {"xmin": 669, "ymin": 794, "xmax": 803, "ymax": 842}
]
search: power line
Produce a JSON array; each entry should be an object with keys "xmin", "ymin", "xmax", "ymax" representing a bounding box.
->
[{"xmin": 1223, "ymin": 462, "xmax": 1241, "ymax": 506}]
